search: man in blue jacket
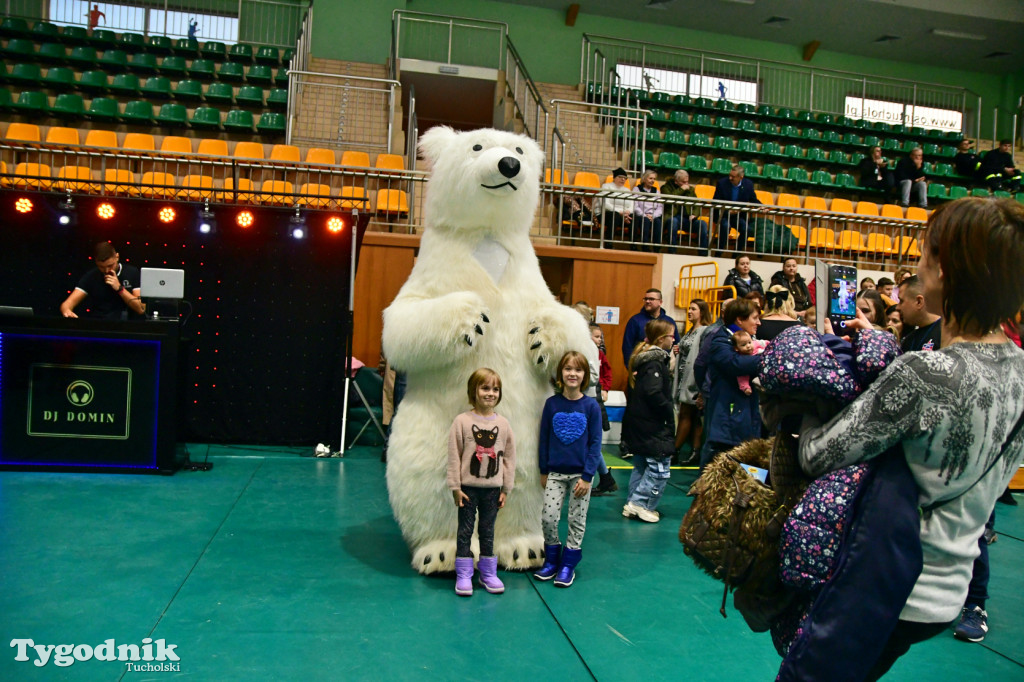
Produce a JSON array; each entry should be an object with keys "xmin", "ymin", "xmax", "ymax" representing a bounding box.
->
[
  {"xmin": 621, "ymin": 288, "xmax": 679, "ymax": 368},
  {"xmin": 700, "ymin": 298, "xmax": 762, "ymax": 467},
  {"xmin": 712, "ymin": 164, "xmax": 762, "ymax": 252}
]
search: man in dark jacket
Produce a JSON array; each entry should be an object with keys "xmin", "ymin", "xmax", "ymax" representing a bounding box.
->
[
  {"xmin": 712, "ymin": 165, "xmax": 761, "ymax": 251},
  {"xmin": 621, "ymin": 288, "xmax": 679, "ymax": 368},
  {"xmin": 953, "ymin": 139, "xmax": 981, "ymax": 179},
  {"xmin": 857, "ymin": 146, "xmax": 895, "ymax": 192},
  {"xmin": 894, "ymin": 147, "xmax": 928, "ymax": 208},
  {"xmin": 661, "ymin": 169, "xmax": 709, "ymax": 253},
  {"xmin": 979, "ymin": 140, "xmax": 1022, "ymax": 192},
  {"xmin": 700, "ymin": 298, "xmax": 762, "ymax": 467}
]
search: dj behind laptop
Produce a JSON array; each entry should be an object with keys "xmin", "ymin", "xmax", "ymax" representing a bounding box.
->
[{"xmin": 140, "ymin": 268, "xmax": 185, "ymax": 320}]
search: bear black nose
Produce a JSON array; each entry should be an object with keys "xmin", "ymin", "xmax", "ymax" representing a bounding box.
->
[{"xmin": 498, "ymin": 156, "xmax": 520, "ymax": 179}]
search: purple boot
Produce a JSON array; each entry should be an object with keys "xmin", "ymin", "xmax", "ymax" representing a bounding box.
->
[
  {"xmin": 477, "ymin": 556, "xmax": 505, "ymax": 594},
  {"xmin": 454, "ymin": 557, "xmax": 474, "ymax": 596}
]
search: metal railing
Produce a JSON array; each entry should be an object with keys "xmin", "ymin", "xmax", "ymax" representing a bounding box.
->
[
  {"xmin": 537, "ymin": 184, "xmax": 926, "ymax": 268},
  {"xmin": 582, "ymin": 34, "xmax": 980, "ymax": 139},
  {"xmin": 286, "ymin": 71, "xmax": 400, "ymax": 155},
  {"xmin": 548, "ymin": 99, "xmax": 648, "ymax": 181},
  {"xmin": 390, "ymin": 9, "xmax": 507, "ymax": 80},
  {"xmin": 504, "ymin": 36, "xmax": 548, "ymax": 154}
]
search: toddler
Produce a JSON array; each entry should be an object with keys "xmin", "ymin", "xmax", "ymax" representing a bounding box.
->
[{"xmin": 732, "ymin": 329, "xmax": 767, "ymax": 395}]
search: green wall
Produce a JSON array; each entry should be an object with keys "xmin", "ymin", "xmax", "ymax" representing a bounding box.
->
[{"xmin": 311, "ymin": 0, "xmax": 1019, "ymax": 137}]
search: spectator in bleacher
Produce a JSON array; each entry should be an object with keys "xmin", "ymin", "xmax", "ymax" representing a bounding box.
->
[
  {"xmin": 712, "ymin": 165, "xmax": 761, "ymax": 252},
  {"xmin": 621, "ymin": 288, "xmax": 679, "ymax": 369},
  {"xmin": 876, "ymin": 277, "xmax": 896, "ymax": 307},
  {"xmin": 633, "ymin": 169, "xmax": 665, "ymax": 250},
  {"xmin": 758, "ymin": 285, "xmax": 802, "ymax": 342},
  {"xmin": 895, "ymin": 147, "xmax": 929, "ymax": 208},
  {"xmin": 860, "ymin": 277, "xmax": 876, "ymax": 293},
  {"xmin": 954, "ymin": 139, "xmax": 982, "ymax": 179},
  {"xmin": 597, "ymin": 168, "xmax": 634, "ymax": 248},
  {"xmin": 661, "ymin": 170, "xmax": 710, "ymax": 254},
  {"xmin": 979, "ymin": 140, "xmax": 1022, "ymax": 193},
  {"xmin": 886, "ymin": 305, "xmax": 903, "ymax": 340},
  {"xmin": 896, "ymin": 275, "xmax": 942, "ymax": 352},
  {"xmin": 857, "ymin": 146, "xmax": 895, "ymax": 193},
  {"xmin": 855, "ymin": 289, "xmax": 888, "ymax": 329},
  {"xmin": 724, "ymin": 255, "xmax": 765, "ymax": 299},
  {"xmin": 769, "ymin": 257, "xmax": 811, "ymax": 311}
]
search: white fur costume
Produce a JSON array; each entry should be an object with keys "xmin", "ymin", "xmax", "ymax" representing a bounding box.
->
[{"xmin": 382, "ymin": 127, "xmax": 597, "ymax": 574}]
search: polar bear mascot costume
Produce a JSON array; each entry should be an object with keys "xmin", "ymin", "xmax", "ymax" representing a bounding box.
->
[{"xmin": 382, "ymin": 126, "xmax": 597, "ymax": 574}]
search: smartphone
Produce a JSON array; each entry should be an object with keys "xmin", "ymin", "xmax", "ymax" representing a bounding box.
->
[{"xmin": 815, "ymin": 260, "xmax": 857, "ymax": 334}]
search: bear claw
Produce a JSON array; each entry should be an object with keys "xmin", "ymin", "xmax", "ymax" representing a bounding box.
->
[
  {"xmin": 530, "ymin": 341, "xmax": 541, "ymax": 350},
  {"xmin": 481, "ymin": 313, "xmax": 490, "ymax": 323}
]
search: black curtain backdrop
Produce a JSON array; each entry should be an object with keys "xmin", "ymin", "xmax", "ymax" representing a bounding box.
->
[{"xmin": 0, "ymin": 191, "xmax": 365, "ymax": 445}]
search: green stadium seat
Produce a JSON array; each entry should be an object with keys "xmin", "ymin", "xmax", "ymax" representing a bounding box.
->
[
  {"xmin": 109, "ymin": 73, "xmax": 141, "ymax": 95},
  {"xmin": 740, "ymin": 160, "xmax": 760, "ymax": 178},
  {"xmin": 159, "ymin": 55, "xmax": 188, "ymax": 78},
  {"xmin": 839, "ymin": 133, "xmax": 859, "ymax": 146},
  {"xmin": 993, "ymin": 190, "xmax": 1011, "ymax": 199},
  {"xmin": 812, "ymin": 170, "xmax": 837, "ymax": 187},
  {"xmin": 776, "ymin": 108, "xmax": 794, "ymax": 120},
  {"xmin": 689, "ymin": 132, "xmax": 711, "ymax": 147},
  {"xmin": 256, "ymin": 112, "xmax": 286, "ymax": 135},
  {"xmin": 633, "ymin": 149, "xmax": 654, "ymax": 168},
  {"xmin": 736, "ymin": 138, "xmax": 758, "ymax": 154},
  {"xmin": 926, "ymin": 183, "xmax": 947, "ymax": 199},
  {"xmin": 255, "ymin": 46, "xmax": 280, "ymax": 65},
  {"xmin": 762, "ymin": 140, "xmax": 783, "ymax": 157},
  {"xmin": 0, "ymin": 87, "xmax": 13, "ymax": 112},
  {"xmin": 140, "ymin": 76, "xmax": 173, "ymax": 99},
  {"xmin": 939, "ymin": 145, "xmax": 956, "ymax": 158},
  {"xmin": 266, "ymin": 88, "xmax": 288, "ymax": 109},
  {"xmin": 173, "ymin": 79, "xmax": 204, "ymax": 102},
  {"xmin": 64, "ymin": 46, "xmax": 99, "ymax": 70},
  {"xmin": 86, "ymin": 97, "xmax": 120, "ymax": 122},
  {"xmin": 759, "ymin": 121, "xmax": 778, "ymax": 136},
  {"xmin": 43, "ymin": 66, "xmax": 77, "ymax": 91},
  {"xmin": 281, "ymin": 48, "xmax": 295, "ymax": 65},
  {"xmin": 665, "ymin": 129, "xmax": 686, "ymax": 146},
  {"xmin": 933, "ymin": 163, "xmax": 953, "ymax": 177},
  {"xmin": 645, "ymin": 127, "xmax": 662, "ymax": 144},
  {"xmin": 32, "ymin": 21, "xmax": 60, "ymax": 40},
  {"xmin": 188, "ymin": 58, "xmax": 216, "ymax": 80},
  {"xmin": 802, "ymin": 128, "xmax": 822, "ymax": 141},
  {"xmin": 693, "ymin": 113, "xmax": 713, "ymax": 128},
  {"xmin": 228, "ymin": 43, "xmax": 254, "ymax": 63},
  {"xmin": 671, "ymin": 94, "xmax": 690, "ymax": 107},
  {"xmin": 794, "ymin": 110, "xmax": 813, "ymax": 122},
  {"xmin": 694, "ymin": 97, "xmax": 713, "ymax": 109},
  {"xmin": 783, "ymin": 144, "xmax": 802, "ymax": 159},
  {"xmin": 2, "ymin": 38, "xmax": 35, "ymax": 59},
  {"xmin": 147, "ymin": 35, "xmax": 173, "ymax": 55},
  {"xmin": 787, "ymin": 167, "xmax": 810, "ymax": 184},
  {"xmin": 831, "ymin": 151, "xmax": 850, "ymax": 165},
  {"xmin": 119, "ymin": 32, "xmax": 147, "ymax": 52},
  {"xmin": 50, "ymin": 92, "xmax": 86, "ymax": 119},
  {"xmin": 780, "ymin": 124, "xmax": 800, "ymax": 138},
  {"xmin": 121, "ymin": 100, "xmax": 155, "ymax": 125},
  {"xmin": 224, "ymin": 108, "xmax": 255, "ymax": 133},
  {"xmin": 816, "ymin": 113, "xmax": 834, "ymax": 125},
  {"xmin": 190, "ymin": 106, "xmax": 222, "ymax": 130},
  {"xmin": 657, "ymin": 151, "xmax": 682, "ymax": 170},
  {"xmin": 87, "ymin": 29, "xmax": 118, "ymax": 50},
  {"xmin": 174, "ymin": 38, "xmax": 199, "ymax": 55},
  {"xmin": 851, "ymin": 118, "xmax": 870, "ymax": 130},
  {"xmin": 948, "ymin": 185, "xmax": 968, "ymax": 199},
  {"xmin": 737, "ymin": 119, "xmax": 757, "ymax": 135},
  {"xmin": 218, "ymin": 61, "xmax": 246, "ymax": 82},
  {"xmin": 717, "ymin": 117, "xmax": 739, "ymax": 131},
  {"xmin": 880, "ymin": 138, "xmax": 899, "ymax": 151},
  {"xmin": 156, "ymin": 102, "xmax": 189, "ymax": 128},
  {"xmin": 684, "ymin": 155, "xmax": 708, "ymax": 172},
  {"xmin": 804, "ymin": 147, "xmax": 826, "ymax": 163},
  {"xmin": 716, "ymin": 99, "xmax": 736, "ymax": 112},
  {"xmin": 762, "ymin": 163, "xmax": 785, "ymax": 181},
  {"xmin": 12, "ymin": 90, "xmax": 48, "ymax": 116},
  {"xmin": 971, "ymin": 188, "xmax": 991, "ymax": 197},
  {"xmin": 204, "ymin": 81, "xmax": 234, "ymax": 104},
  {"xmin": 98, "ymin": 49, "xmax": 129, "ymax": 72},
  {"xmin": 1015, "ymin": 192, "xmax": 1024, "ymax": 204},
  {"xmin": 9, "ymin": 63, "xmax": 42, "ymax": 86},
  {"xmin": 649, "ymin": 108, "xmax": 670, "ymax": 123},
  {"xmin": 235, "ymin": 85, "xmax": 264, "ymax": 107},
  {"xmin": 736, "ymin": 103, "xmax": 755, "ymax": 115},
  {"xmin": 873, "ymin": 121, "xmax": 892, "ymax": 133},
  {"xmin": 756, "ymin": 105, "xmax": 774, "ymax": 117},
  {"xmin": 0, "ymin": 16, "xmax": 29, "ymax": 37},
  {"xmin": 200, "ymin": 41, "xmax": 228, "ymax": 60},
  {"xmin": 849, "ymin": 152, "xmax": 865, "ymax": 166},
  {"xmin": 901, "ymin": 140, "xmax": 917, "ymax": 153},
  {"xmin": 670, "ymin": 110, "xmax": 689, "ymax": 126},
  {"xmin": 836, "ymin": 172, "xmax": 858, "ymax": 189},
  {"xmin": 861, "ymin": 134, "xmax": 879, "ymax": 148},
  {"xmin": 128, "ymin": 52, "xmax": 159, "ymax": 75},
  {"xmin": 820, "ymin": 130, "xmax": 840, "ymax": 145},
  {"xmin": 274, "ymin": 68, "xmax": 288, "ymax": 86},
  {"xmin": 711, "ymin": 157, "xmax": 732, "ymax": 174},
  {"xmin": 37, "ymin": 42, "xmax": 67, "ymax": 65},
  {"xmin": 714, "ymin": 136, "xmax": 735, "ymax": 151}
]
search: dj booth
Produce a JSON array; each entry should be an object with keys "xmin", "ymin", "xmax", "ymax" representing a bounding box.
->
[{"xmin": 0, "ymin": 315, "xmax": 184, "ymax": 474}]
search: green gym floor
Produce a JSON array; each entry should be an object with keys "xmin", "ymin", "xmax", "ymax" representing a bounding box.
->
[{"xmin": 2, "ymin": 445, "xmax": 1022, "ymax": 681}]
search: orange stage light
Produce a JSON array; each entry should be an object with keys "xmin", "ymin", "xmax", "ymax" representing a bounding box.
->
[
  {"xmin": 326, "ymin": 216, "xmax": 344, "ymax": 233},
  {"xmin": 236, "ymin": 210, "xmax": 254, "ymax": 228},
  {"xmin": 158, "ymin": 207, "xmax": 176, "ymax": 223},
  {"xmin": 97, "ymin": 203, "xmax": 115, "ymax": 219},
  {"xmin": 15, "ymin": 197, "xmax": 33, "ymax": 213}
]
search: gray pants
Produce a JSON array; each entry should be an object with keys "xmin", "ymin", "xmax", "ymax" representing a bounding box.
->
[
  {"xmin": 899, "ymin": 179, "xmax": 927, "ymax": 208},
  {"xmin": 542, "ymin": 472, "xmax": 591, "ymax": 550}
]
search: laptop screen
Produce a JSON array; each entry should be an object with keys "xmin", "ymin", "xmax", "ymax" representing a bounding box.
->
[{"xmin": 140, "ymin": 268, "xmax": 185, "ymax": 300}]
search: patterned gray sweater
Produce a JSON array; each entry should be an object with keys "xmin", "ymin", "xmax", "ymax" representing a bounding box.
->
[{"xmin": 799, "ymin": 341, "xmax": 1024, "ymax": 623}]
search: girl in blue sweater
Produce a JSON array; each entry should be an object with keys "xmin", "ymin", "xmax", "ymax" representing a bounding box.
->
[{"xmin": 534, "ymin": 350, "xmax": 603, "ymax": 588}]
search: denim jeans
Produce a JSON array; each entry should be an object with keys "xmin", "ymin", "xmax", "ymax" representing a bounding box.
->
[
  {"xmin": 626, "ymin": 455, "xmax": 672, "ymax": 511},
  {"xmin": 718, "ymin": 216, "xmax": 749, "ymax": 250},
  {"xmin": 898, "ymin": 179, "xmax": 927, "ymax": 207},
  {"xmin": 637, "ymin": 215, "xmax": 664, "ymax": 248},
  {"xmin": 456, "ymin": 486, "xmax": 501, "ymax": 558},
  {"xmin": 668, "ymin": 214, "xmax": 710, "ymax": 251}
]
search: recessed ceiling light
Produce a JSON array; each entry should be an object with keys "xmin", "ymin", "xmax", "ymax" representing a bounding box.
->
[
  {"xmin": 646, "ymin": 0, "xmax": 673, "ymax": 9},
  {"xmin": 874, "ymin": 35, "xmax": 902, "ymax": 43},
  {"xmin": 983, "ymin": 51, "xmax": 1011, "ymax": 59},
  {"xmin": 764, "ymin": 16, "xmax": 790, "ymax": 27},
  {"xmin": 719, "ymin": 0, "xmax": 756, "ymax": 5},
  {"xmin": 931, "ymin": 29, "xmax": 987, "ymax": 41}
]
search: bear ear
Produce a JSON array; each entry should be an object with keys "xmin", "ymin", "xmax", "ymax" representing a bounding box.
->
[{"xmin": 418, "ymin": 126, "xmax": 457, "ymax": 166}]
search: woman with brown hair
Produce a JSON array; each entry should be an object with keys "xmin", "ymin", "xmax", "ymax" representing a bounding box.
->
[
  {"xmin": 674, "ymin": 299, "xmax": 713, "ymax": 463},
  {"xmin": 795, "ymin": 198, "xmax": 1024, "ymax": 679}
]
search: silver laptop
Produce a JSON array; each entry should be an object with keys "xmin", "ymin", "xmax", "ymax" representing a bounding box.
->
[{"xmin": 140, "ymin": 268, "xmax": 185, "ymax": 300}]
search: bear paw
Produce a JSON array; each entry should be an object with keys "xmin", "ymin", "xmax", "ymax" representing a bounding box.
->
[
  {"xmin": 494, "ymin": 534, "xmax": 544, "ymax": 571},
  {"xmin": 411, "ymin": 539, "xmax": 458, "ymax": 575},
  {"xmin": 526, "ymin": 314, "xmax": 572, "ymax": 371},
  {"xmin": 448, "ymin": 293, "xmax": 491, "ymax": 353}
]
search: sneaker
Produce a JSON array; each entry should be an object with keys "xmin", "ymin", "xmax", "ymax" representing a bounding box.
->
[
  {"xmin": 622, "ymin": 502, "xmax": 639, "ymax": 519},
  {"xmin": 984, "ymin": 527, "xmax": 998, "ymax": 545},
  {"xmin": 954, "ymin": 606, "xmax": 988, "ymax": 643},
  {"xmin": 632, "ymin": 505, "xmax": 660, "ymax": 523}
]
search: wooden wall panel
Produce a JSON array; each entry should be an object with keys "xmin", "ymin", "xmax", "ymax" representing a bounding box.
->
[{"xmin": 352, "ymin": 233, "xmax": 418, "ymax": 368}]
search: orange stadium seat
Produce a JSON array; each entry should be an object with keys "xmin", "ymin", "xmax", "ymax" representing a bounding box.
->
[
  {"xmin": 755, "ymin": 190, "xmax": 774, "ymax": 205},
  {"xmin": 259, "ymin": 179, "xmax": 293, "ymax": 205},
  {"xmin": 233, "ymin": 141, "xmax": 265, "ymax": 160},
  {"xmin": 855, "ymin": 201, "xmax": 880, "ymax": 217},
  {"xmin": 893, "ymin": 236, "xmax": 921, "ymax": 258},
  {"xmin": 572, "ymin": 171, "xmax": 601, "ymax": 188},
  {"xmin": 693, "ymin": 184, "xmax": 714, "ymax": 200},
  {"xmin": 789, "ymin": 224, "xmax": 807, "ymax": 247},
  {"xmin": 837, "ymin": 230, "xmax": 865, "ymax": 252},
  {"xmin": 85, "ymin": 129, "xmax": 118, "ymax": 148},
  {"xmin": 809, "ymin": 227, "xmax": 836, "ymax": 249},
  {"xmin": 45, "ymin": 126, "xmax": 80, "ymax": 146},
  {"xmin": 880, "ymin": 204, "xmax": 904, "ymax": 219},
  {"xmin": 218, "ymin": 177, "xmax": 256, "ymax": 202},
  {"xmin": 804, "ymin": 196, "xmax": 827, "ymax": 212},
  {"xmin": 374, "ymin": 153, "xmax": 405, "ymax": 171},
  {"xmin": 103, "ymin": 168, "xmax": 140, "ymax": 195},
  {"xmin": 270, "ymin": 144, "xmax": 301, "ymax": 163},
  {"xmin": 375, "ymin": 188, "xmax": 409, "ymax": 216},
  {"xmin": 122, "ymin": 133, "xmax": 156, "ymax": 153},
  {"xmin": 139, "ymin": 171, "xmax": 176, "ymax": 198},
  {"xmin": 55, "ymin": 165, "xmax": 99, "ymax": 192},
  {"xmin": 305, "ymin": 147, "xmax": 336, "ymax": 165},
  {"xmin": 865, "ymin": 233, "xmax": 894, "ymax": 254},
  {"xmin": 341, "ymin": 150, "xmax": 371, "ymax": 167},
  {"xmin": 178, "ymin": 174, "xmax": 216, "ymax": 200},
  {"xmin": 776, "ymin": 193, "xmax": 800, "ymax": 208},
  {"xmin": 197, "ymin": 138, "xmax": 229, "ymax": 157},
  {"xmin": 830, "ymin": 198, "xmax": 854, "ymax": 214},
  {"xmin": 545, "ymin": 168, "xmax": 565, "ymax": 184},
  {"xmin": 6, "ymin": 122, "xmax": 41, "ymax": 143},
  {"xmin": 338, "ymin": 186, "xmax": 370, "ymax": 210},
  {"xmin": 906, "ymin": 207, "xmax": 928, "ymax": 222},
  {"xmin": 296, "ymin": 183, "xmax": 333, "ymax": 208},
  {"xmin": 11, "ymin": 162, "xmax": 51, "ymax": 189},
  {"xmin": 160, "ymin": 136, "xmax": 193, "ymax": 155}
]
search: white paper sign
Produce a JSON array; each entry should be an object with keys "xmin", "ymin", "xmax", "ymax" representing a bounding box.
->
[{"xmin": 595, "ymin": 306, "xmax": 620, "ymax": 325}]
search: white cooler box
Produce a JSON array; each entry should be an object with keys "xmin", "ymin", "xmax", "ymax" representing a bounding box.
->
[{"xmin": 602, "ymin": 390, "xmax": 627, "ymax": 445}]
